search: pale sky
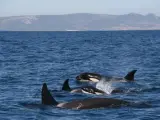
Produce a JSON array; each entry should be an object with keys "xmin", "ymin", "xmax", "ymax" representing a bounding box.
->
[{"xmin": 0, "ymin": 0, "xmax": 160, "ymax": 17}]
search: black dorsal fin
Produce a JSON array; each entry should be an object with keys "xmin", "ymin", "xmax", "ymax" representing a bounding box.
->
[
  {"xmin": 42, "ymin": 83, "xmax": 58, "ymax": 105},
  {"xmin": 124, "ymin": 70, "xmax": 137, "ymax": 81},
  {"xmin": 62, "ymin": 79, "xmax": 71, "ymax": 91}
]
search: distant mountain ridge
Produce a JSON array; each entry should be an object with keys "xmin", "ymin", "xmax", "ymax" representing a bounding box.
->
[{"xmin": 0, "ymin": 13, "xmax": 160, "ymax": 31}]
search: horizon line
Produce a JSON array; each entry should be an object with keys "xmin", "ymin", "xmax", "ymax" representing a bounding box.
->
[{"xmin": 0, "ymin": 12, "xmax": 159, "ymax": 18}]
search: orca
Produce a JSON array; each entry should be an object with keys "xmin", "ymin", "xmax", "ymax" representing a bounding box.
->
[
  {"xmin": 62, "ymin": 79, "xmax": 105, "ymax": 95},
  {"xmin": 76, "ymin": 70, "xmax": 137, "ymax": 82},
  {"xmin": 42, "ymin": 83, "xmax": 130, "ymax": 109}
]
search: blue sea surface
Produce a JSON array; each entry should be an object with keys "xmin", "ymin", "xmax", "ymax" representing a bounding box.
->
[{"xmin": 0, "ymin": 31, "xmax": 160, "ymax": 120}]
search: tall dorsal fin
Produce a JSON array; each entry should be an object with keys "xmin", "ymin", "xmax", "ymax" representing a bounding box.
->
[
  {"xmin": 124, "ymin": 70, "xmax": 137, "ymax": 81},
  {"xmin": 62, "ymin": 79, "xmax": 71, "ymax": 91},
  {"xmin": 42, "ymin": 83, "xmax": 58, "ymax": 105}
]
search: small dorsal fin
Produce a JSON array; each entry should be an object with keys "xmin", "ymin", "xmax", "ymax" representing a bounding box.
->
[
  {"xmin": 124, "ymin": 70, "xmax": 137, "ymax": 81},
  {"xmin": 62, "ymin": 79, "xmax": 71, "ymax": 91},
  {"xmin": 42, "ymin": 83, "xmax": 58, "ymax": 105}
]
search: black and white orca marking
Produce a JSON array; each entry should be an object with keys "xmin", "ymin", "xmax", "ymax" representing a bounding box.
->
[
  {"xmin": 76, "ymin": 70, "xmax": 137, "ymax": 82},
  {"xmin": 42, "ymin": 83, "xmax": 130, "ymax": 109},
  {"xmin": 76, "ymin": 72, "xmax": 102, "ymax": 82},
  {"xmin": 62, "ymin": 79, "xmax": 105, "ymax": 95}
]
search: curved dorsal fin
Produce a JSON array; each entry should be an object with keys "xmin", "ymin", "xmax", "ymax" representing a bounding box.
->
[
  {"xmin": 42, "ymin": 83, "xmax": 58, "ymax": 105},
  {"xmin": 124, "ymin": 70, "xmax": 137, "ymax": 81},
  {"xmin": 62, "ymin": 79, "xmax": 71, "ymax": 91}
]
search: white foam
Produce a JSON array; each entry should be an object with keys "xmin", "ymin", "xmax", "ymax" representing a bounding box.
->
[{"xmin": 96, "ymin": 78, "xmax": 114, "ymax": 94}]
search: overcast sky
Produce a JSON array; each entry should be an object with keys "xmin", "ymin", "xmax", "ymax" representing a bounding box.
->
[{"xmin": 0, "ymin": 0, "xmax": 160, "ymax": 17}]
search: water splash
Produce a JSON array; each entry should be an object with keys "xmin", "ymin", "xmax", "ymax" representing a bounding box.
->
[
  {"xmin": 96, "ymin": 78, "xmax": 142, "ymax": 94},
  {"xmin": 96, "ymin": 78, "xmax": 114, "ymax": 94}
]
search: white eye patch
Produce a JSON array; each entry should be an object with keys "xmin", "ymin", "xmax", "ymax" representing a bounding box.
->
[{"xmin": 88, "ymin": 75, "xmax": 94, "ymax": 77}]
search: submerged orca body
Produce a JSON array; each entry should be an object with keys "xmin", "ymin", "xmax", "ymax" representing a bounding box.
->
[
  {"xmin": 62, "ymin": 79, "xmax": 105, "ymax": 95},
  {"xmin": 42, "ymin": 83, "xmax": 130, "ymax": 109},
  {"xmin": 76, "ymin": 70, "xmax": 137, "ymax": 82},
  {"xmin": 62, "ymin": 79, "xmax": 124, "ymax": 95}
]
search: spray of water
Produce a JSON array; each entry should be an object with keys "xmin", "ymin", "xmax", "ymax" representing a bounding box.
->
[{"xmin": 96, "ymin": 78, "xmax": 114, "ymax": 94}]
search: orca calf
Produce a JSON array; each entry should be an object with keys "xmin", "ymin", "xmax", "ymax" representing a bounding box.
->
[
  {"xmin": 76, "ymin": 70, "xmax": 137, "ymax": 82},
  {"xmin": 62, "ymin": 79, "xmax": 105, "ymax": 95},
  {"xmin": 42, "ymin": 83, "xmax": 130, "ymax": 109}
]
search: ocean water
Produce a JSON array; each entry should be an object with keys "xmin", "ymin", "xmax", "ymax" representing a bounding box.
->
[{"xmin": 0, "ymin": 31, "xmax": 160, "ymax": 120}]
